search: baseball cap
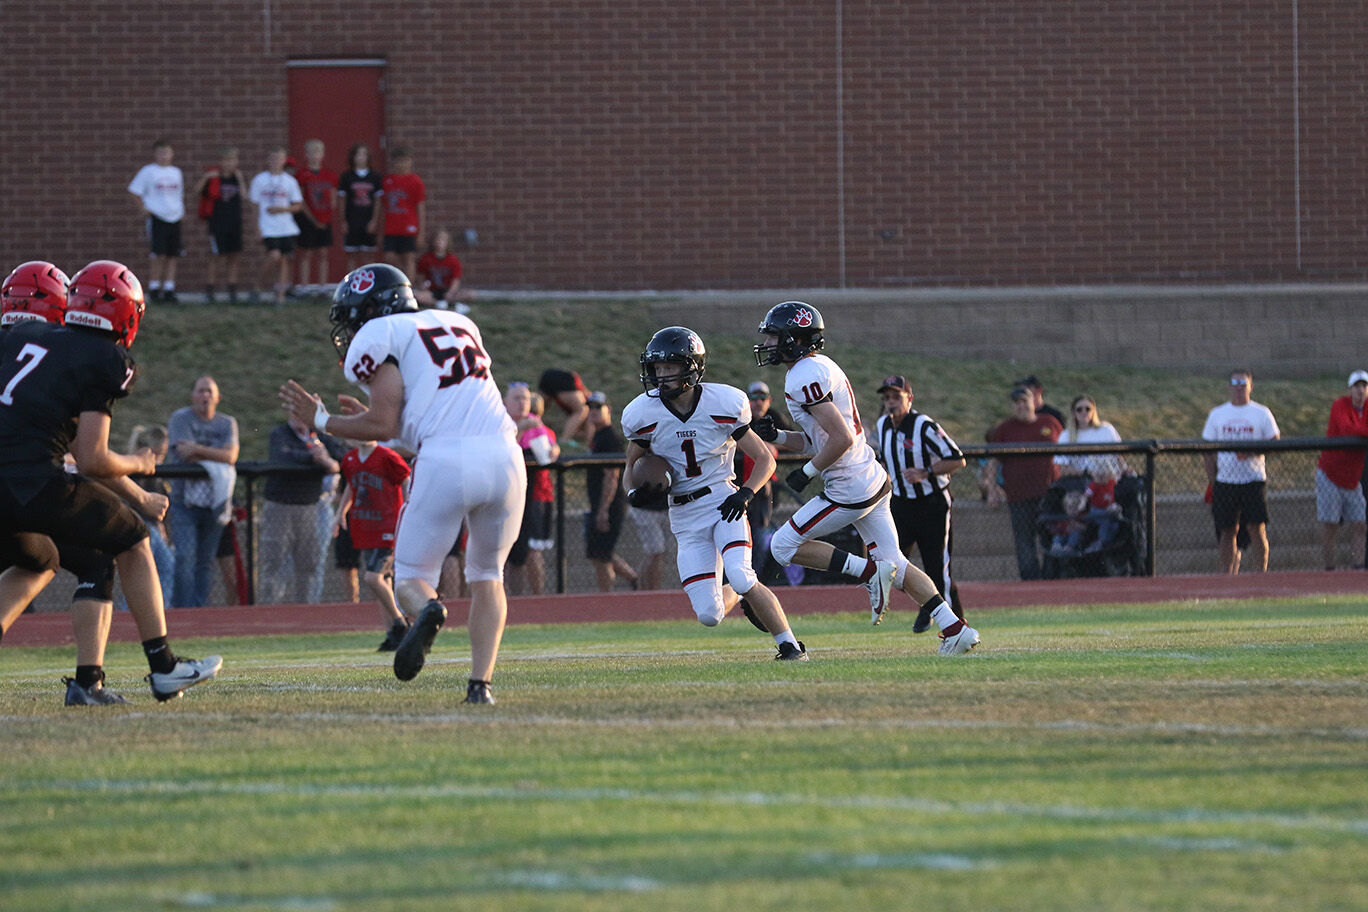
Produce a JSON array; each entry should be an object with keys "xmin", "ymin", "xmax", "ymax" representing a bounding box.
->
[
  {"xmin": 1349, "ymin": 370, "xmax": 1368, "ymax": 387},
  {"xmin": 587, "ymin": 390, "xmax": 608, "ymax": 406},
  {"xmin": 1010, "ymin": 386, "xmax": 1031, "ymax": 401},
  {"xmin": 877, "ymin": 375, "xmax": 909, "ymax": 394},
  {"xmin": 1013, "ymin": 374, "xmax": 1042, "ymax": 390},
  {"xmin": 747, "ymin": 381, "xmax": 770, "ymax": 398}
]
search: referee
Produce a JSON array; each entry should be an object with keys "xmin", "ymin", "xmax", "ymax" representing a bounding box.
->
[{"xmin": 873, "ymin": 375, "xmax": 966, "ymax": 630}]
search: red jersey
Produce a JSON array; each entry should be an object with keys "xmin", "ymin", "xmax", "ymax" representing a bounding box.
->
[
  {"xmin": 1317, "ymin": 395, "xmax": 1368, "ymax": 488},
  {"xmin": 295, "ymin": 167, "xmax": 339, "ymax": 224},
  {"xmin": 417, "ymin": 252, "xmax": 463, "ymax": 293},
  {"xmin": 518, "ymin": 424, "xmax": 556, "ymax": 503},
  {"xmin": 1086, "ymin": 478, "xmax": 1116, "ymax": 510},
  {"xmin": 379, "ymin": 172, "xmax": 426, "ymax": 236},
  {"xmin": 340, "ymin": 445, "xmax": 411, "ymax": 548}
]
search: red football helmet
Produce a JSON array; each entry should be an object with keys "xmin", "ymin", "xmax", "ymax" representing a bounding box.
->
[
  {"xmin": 1, "ymin": 260, "xmax": 69, "ymax": 326},
  {"xmin": 65, "ymin": 260, "xmax": 146, "ymax": 347}
]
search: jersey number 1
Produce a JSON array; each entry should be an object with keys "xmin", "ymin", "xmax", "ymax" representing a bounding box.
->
[{"xmin": 0, "ymin": 343, "xmax": 48, "ymax": 406}]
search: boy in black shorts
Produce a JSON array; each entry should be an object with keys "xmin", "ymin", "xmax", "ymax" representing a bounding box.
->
[{"xmin": 0, "ymin": 259, "xmax": 221, "ymax": 703}]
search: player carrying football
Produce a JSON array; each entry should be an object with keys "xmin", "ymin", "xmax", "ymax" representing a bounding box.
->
[
  {"xmin": 621, "ymin": 326, "xmax": 809, "ymax": 660},
  {"xmin": 753, "ymin": 302, "xmax": 979, "ymax": 655}
]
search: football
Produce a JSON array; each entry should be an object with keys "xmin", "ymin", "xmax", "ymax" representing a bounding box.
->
[{"xmin": 628, "ymin": 453, "xmax": 674, "ymax": 494}]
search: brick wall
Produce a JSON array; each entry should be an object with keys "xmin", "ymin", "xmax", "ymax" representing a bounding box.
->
[{"xmin": 2, "ymin": 1, "xmax": 1364, "ymax": 291}]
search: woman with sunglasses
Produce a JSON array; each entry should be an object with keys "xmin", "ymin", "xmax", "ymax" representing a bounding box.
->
[{"xmin": 1055, "ymin": 396, "xmax": 1127, "ymax": 479}]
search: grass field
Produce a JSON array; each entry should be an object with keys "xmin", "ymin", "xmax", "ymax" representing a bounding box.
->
[{"xmin": 3, "ymin": 597, "xmax": 1366, "ymax": 911}]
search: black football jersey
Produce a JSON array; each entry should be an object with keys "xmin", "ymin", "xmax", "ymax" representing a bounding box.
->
[{"xmin": 0, "ymin": 323, "xmax": 137, "ymax": 473}]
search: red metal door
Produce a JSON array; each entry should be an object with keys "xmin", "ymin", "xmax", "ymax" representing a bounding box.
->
[{"xmin": 287, "ymin": 60, "xmax": 386, "ymax": 283}]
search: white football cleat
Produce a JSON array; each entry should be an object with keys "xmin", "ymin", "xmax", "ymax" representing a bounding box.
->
[
  {"xmin": 146, "ymin": 655, "xmax": 223, "ymax": 702},
  {"xmin": 938, "ymin": 625, "xmax": 980, "ymax": 656},
  {"xmin": 866, "ymin": 559, "xmax": 895, "ymax": 625}
]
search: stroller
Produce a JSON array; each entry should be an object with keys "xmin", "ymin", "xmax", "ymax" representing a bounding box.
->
[{"xmin": 1037, "ymin": 473, "xmax": 1147, "ymax": 579}]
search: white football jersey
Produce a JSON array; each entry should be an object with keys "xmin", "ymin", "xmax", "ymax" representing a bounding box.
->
[
  {"xmin": 782, "ymin": 353, "xmax": 886, "ymax": 502},
  {"xmin": 343, "ymin": 309, "xmax": 516, "ymax": 450},
  {"xmin": 621, "ymin": 382, "xmax": 752, "ymax": 495}
]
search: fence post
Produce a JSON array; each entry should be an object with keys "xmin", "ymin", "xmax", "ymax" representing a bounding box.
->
[
  {"xmin": 555, "ymin": 465, "xmax": 567, "ymax": 594},
  {"xmin": 1144, "ymin": 448, "xmax": 1157, "ymax": 576}
]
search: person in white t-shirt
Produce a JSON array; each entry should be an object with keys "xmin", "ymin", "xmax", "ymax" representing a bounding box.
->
[
  {"xmin": 1055, "ymin": 395, "xmax": 1128, "ymax": 479},
  {"xmin": 280, "ymin": 263, "xmax": 523, "ymax": 706},
  {"xmin": 1202, "ymin": 369, "xmax": 1280, "ymax": 573},
  {"xmin": 247, "ymin": 147, "xmax": 304, "ymax": 306},
  {"xmin": 127, "ymin": 138, "xmax": 185, "ymax": 303}
]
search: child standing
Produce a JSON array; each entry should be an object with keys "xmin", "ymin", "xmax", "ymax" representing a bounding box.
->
[
  {"xmin": 373, "ymin": 146, "xmax": 426, "ymax": 280},
  {"xmin": 293, "ymin": 139, "xmax": 339, "ymax": 295},
  {"xmin": 127, "ymin": 138, "xmax": 184, "ymax": 302},
  {"xmin": 194, "ymin": 147, "xmax": 246, "ymax": 303},
  {"xmin": 247, "ymin": 147, "xmax": 304, "ymax": 306},
  {"xmin": 338, "ymin": 142, "xmax": 382, "ymax": 273},
  {"xmin": 335, "ymin": 441, "xmax": 413, "ymax": 651}
]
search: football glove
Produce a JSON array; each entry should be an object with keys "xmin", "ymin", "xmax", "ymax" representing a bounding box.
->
[
  {"xmin": 627, "ymin": 486, "xmax": 661, "ymax": 509},
  {"xmin": 786, "ymin": 467, "xmax": 813, "ymax": 494},
  {"xmin": 717, "ymin": 486, "xmax": 754, "ymax": 522},
  {"xmin": 752, "ymin": 415, "xmax": 779, "ymax": 442}
]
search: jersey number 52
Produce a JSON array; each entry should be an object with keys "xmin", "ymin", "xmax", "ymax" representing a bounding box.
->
[{"xmin": 418, "ymin": 326, "xmax": 490, "ymax": 388}]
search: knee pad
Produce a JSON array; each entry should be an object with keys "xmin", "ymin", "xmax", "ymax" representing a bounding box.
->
[
  {"xmin": 61, "ymin": 543, "xmax": 117, "ymax": 602},
  {"xmin": 685, "ymin": 587, "xmax": 725, "ymax": 627},
  {"xmin": 769, "ymin": 524, "xmax": 800, "ymax": 566},
  {"xmin": 723, "ymin": 553, "xmax": 758, "ymax": 596}
]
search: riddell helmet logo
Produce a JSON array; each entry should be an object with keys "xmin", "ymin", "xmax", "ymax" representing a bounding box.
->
[
  {"xmin": 350, "ymin": 270, "xmax": 375, "ymax": 294},
  {"xmin": 793, "ymin": 308, "xmax": 813, "ymax": 328}
]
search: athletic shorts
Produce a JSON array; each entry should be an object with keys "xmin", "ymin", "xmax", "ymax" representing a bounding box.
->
[
  {"xmin": 1315, "ymin": 468, "xmax": 1366, "ymax": 524},
  {"xmin": 628, "ymin": 505, "xmax": 670, "ymax": 555},
  {"xmin": 146, "ymin": 216, "xmax": 183, "ymax": 257},
  {"xmin": 537, "ymin": 369, "xmax": 588, "ymax": 412},
  {"xmin": 209, "ymin": 224, "xmax": 243, "ymax": 255},
  {"xmin": 297, "ymin": 221, "xmax": 334, "ymax": 250},
  {"xmin": 358, "ymin": 547, "xmax": 393, "ymax": 574},
  {"xmin": 509, "ymin": 499, "xmax": 553, "ymax": 565},
  {"xmin": 1211, "ymin": 480, "xmax": 1269, "ymax": 531},
  {"xmin": 333, "ymin": 526, "xmax": 359, "ymax": 569},
  {"xmin": 0, "ymin": 472, "xmax": 148, "ymax": 557},
  {"xmin": 263, "ymin": 236, "xmax": 297, "ymax": 255},
  {"xmin": 382, "ymin": 235, "xmax": 417, "ymax": 255},
  {"xmin": 584, "ymin": 501, "xmax": 626, "ymax": 562},
  {"xmin": 344, "ymin": 220, "xmax": 377, "ymax": 251}
]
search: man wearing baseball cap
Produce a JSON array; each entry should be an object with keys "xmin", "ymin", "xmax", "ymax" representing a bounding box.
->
[
  {"xmin": 736, "ymin": 380, "xmax": 791, "ymax": 576},
  {"xmin": 872, "ymin": 375, "xmax": 966, "ymax": 630},
  {"xmin": 1315, "ymin": 371, "xmax": 1368, "ymax": 569}
]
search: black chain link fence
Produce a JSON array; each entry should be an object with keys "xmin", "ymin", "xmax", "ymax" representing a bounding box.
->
[{"xmin": 21, "ymin": 437, "xmax": 1368, "ymax": 613}]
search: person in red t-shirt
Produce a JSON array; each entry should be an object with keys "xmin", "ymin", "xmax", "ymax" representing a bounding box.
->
[
  {"xmin": 982, "ymin": 386, "xmax": 1062, "ymax": 580},
  {"xmin": 415, "ymin": 229, "xmax": 466, "ymax": 311},
  {"xmin": 1316, "ymin": 371, "xmax": 1368, "ymax": 569},
  {"xmin": 372, "ymin": 146, "xmax": 426, "ymax": 281},
  {"xmin": 335, "ymin": 441, "xmax": 413, "ymax": 651},
  {"xmin": 292, "ymin": 139, "xmax": 340, "ymax": 295}
]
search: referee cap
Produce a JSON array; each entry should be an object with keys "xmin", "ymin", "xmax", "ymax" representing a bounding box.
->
[{"xmin": 877, "ymin": 375, "xmax": 910, "ymax": 394}]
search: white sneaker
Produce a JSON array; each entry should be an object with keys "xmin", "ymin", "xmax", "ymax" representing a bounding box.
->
[
  {"xmin": 938, "ymin": 625, "xmax": 980, "ymax": 656},
  {"xmin": 866, "ymin": 559, "xmax": 895, "ymax": 625},
  {"xmin": 146, "ymin": 655, "xmax": 223, "ymax": 702}
]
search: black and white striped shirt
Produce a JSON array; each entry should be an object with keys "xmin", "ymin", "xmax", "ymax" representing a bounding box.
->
[{"xmin": 875, "ymin": 411, "xmax": 963, "ymax": 501}]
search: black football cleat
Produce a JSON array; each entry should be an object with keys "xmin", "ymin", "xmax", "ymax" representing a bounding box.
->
[
  {"xmin": 740, "ymin": 597, "xmax": 769, "ymax": 633},
  {"xmin": 377, "ymin": 619, "xmax": 410, "ymax": 653},
  {"xmin": 63, "ymin": 675, "xmax": 129, "ymax": 706},
  {"xmin": 464, "ymin": 680, "xmax": 496, "ymax": 705},
  {"xmin": 393, "ymin": 600, "xmax": 446, "ymax": 681},
  {"xmin": 775, "ymin": 640, "xmax": 809, "ymax": 661}
]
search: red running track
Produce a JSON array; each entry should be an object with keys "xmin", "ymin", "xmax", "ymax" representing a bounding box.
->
[{"xmin": 4, "ymin": 570, "xmax": 1363, "ymax": 648}]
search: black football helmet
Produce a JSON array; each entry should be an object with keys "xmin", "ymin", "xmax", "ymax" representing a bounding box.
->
[
  {"xmin": 639, "ymin": 326, "xmax": 707, "ymax": 400},
  {"xmin": 754, "ymin": 301, "xmax": 825, "ymax": 366},
  {"xmin": 329, "ymin": 263, "xmax": 419, "ymax": 358}
]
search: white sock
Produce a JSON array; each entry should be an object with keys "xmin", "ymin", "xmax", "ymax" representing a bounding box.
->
[
  {"xmin": 843, "ymin": 553, "xmax": 872, "ymax": 578},
  {"xmin": 931, "ymin": 601, "xmax": 961, "ymax": 632},
  {"xmin": 773, "ymin": 629, "xmax": 797, "ymax": 647}
]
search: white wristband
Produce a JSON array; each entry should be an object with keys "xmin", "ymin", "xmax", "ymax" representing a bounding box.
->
[
  {"xmin": 802, "ymin": 461, "xmax": 820, "ymax": 478},
  {"xmin": 313, "ymin": 400, "xmax": 331, "ymax": 434}
]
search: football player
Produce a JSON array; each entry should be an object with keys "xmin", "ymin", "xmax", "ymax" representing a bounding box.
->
[
  {"xmin": 0, "ymin": 260, "xmax": 223, "ymax": 700},
  {"xmin": 620, "ymin": 326, "xmax": 809, "ymax": 660},
  {"xmin": 281, "ymin": 263, "xmax": 524, "ymax": 704},
  {"xmin": 752, "ymin": 302, "xmax": 979, "ymax": 655}
]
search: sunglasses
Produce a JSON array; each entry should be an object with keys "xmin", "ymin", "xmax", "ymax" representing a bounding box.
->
[
  {"xmin": 1074, "ymin": 405, "xmax": 1093, "ymax": 413},
  {"xmin": 1230, "ymin": 379, "xmax": 1249, "ymax": 387}
]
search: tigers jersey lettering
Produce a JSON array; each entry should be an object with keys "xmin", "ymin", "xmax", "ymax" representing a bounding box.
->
[
  {"xmin": 621, "ymin": 383, "xmax": 751, "ymax": 495},
  {"xmin": 344, "ymin": 309, "xmax": 515, "ymax": 449}
]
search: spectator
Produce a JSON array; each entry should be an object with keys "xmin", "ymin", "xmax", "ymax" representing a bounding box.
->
[
  {"xmin": 1202, "ymin": 369, "xmax": 1280, "ymax": 574},
  {"xmin": 374, "ymin": 146, "xmax": 426, "ymax": 280},
  {"xmin": 1048, "ymin": 469, "xmax": 1123, "ymax": 556},
  {"xmin": 259, "ymin": 416, "xmax": 344, "ymax": 604},
  {"xmin": 415, "ymin": 229, "xmax": 467, "ymax": 312},
  {"xmin": 735, "ymin": 380, "xmax": 791, "ymax": 577},
  {"xmin": 126, "ymin": 137, "xmax": 184, "ymax": 303},
  {"xmin": 505, "ymin": 384, "xmax": 558, "ymax": 595},
  {"xmin": 193, "ymin": 146, "xmax": 245, "ymax": 303},
  {"xmin": 537, "ymin": 367, "xmax": 592, "ymax": 447},
  {"xmin": 247, "ymin": 147, "xmax": 304, "ymax": 306},
  {"xmin": 983, "ymin": 386, "xmax": 1062, "ymax": 580},
  {"xmin": 126, "ymin": 425, "xmax": 176, "ymax": 606},
  {"xmin": 583, "ymin": 392, "xmax": 638, "ymax": 591},
  {"xmin": 873, "ymin": 374, "xmax": 966, "ymax": 625},
  {"xmin": 338, "ymin": 142, "xmax": 383, "ymax": 274},
  {"xmin": 1055, "ymin": 395, "xmax": 1128, "ymax": 479},
  {"xmin": 293, "ymin": 139, "xmax": 339, "ymax": 295},
  {"xmin": 216, "ymin": 504, "xmax": 246, "ymax": 606},
  {"xmin": 1316, "ymin": 370, "xmax": 1368, "ymax": 570},
  {"xmin": 166, "ymin": 376, "xmax": 239, "ymax": 607},
  {"xmin": 1014, "ymin": 374, "xmax": 1065, "ymax": 426},
  {"xmin": 336, "ymin": 440, "xmax": 413, "ymax": 650}
]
